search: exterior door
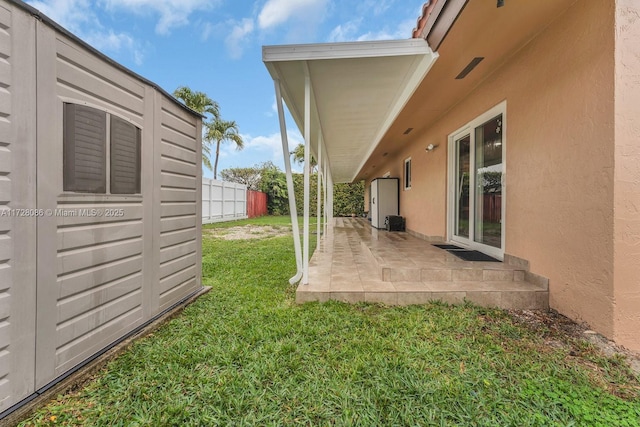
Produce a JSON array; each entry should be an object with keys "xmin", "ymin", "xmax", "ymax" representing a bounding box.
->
[{"xmin": 449, "ymin": 103, "xmax": 505, "ymax": 259}]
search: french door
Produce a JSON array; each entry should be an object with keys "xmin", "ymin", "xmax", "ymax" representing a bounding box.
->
[{"xmin": 448, "ymin": 103, "xmax": 505, "ymax": 259}]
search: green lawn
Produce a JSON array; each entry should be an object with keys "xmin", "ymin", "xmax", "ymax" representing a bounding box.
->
[
  {"xmin": 20, "ymin": 217, "xmax": 640, "ymax": 426},
  {"xmin": 202, "ymin": 215, "xmax": 318, "ymax": 229}
]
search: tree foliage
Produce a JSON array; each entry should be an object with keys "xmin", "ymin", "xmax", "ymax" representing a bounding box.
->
[
  {"xmin": 208, "ymin": 118, "xmax": 244, "ymax": 179},
  {"xmin": 219, "ymin": 167, "xmax": 261, "ymax": 190},
  {"xmin": 333, "ymin": 181, "xmax": 365, "ymax": 217},
  {"xmin": 172, "ymin": 86, "xmax": 221, "ymax": 171},
  {"xmin": 220, "ymin": 162, "xmax": 277, "ymax": 191},
  {"xmin": 259, "ymin": 165, "xmax": 289, "ymax": 215},
  {"xmin": 290, "ymin": 143, "xmax": 317, "ymax": 172}
]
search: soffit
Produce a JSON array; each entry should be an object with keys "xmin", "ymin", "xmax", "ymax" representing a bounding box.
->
[{"xmin": 356, "ymin": 0, "xmax": 578, "ymax": 181}]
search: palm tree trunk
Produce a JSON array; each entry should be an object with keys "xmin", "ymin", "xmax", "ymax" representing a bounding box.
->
[{"xmin": 214, "ymin": 139, "xmax": 221, "ymax": 179}]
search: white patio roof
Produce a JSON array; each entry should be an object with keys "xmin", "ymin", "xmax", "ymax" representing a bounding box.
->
[{"xmin": 263, "ymin": 39, "xmax": 438, "ymax": 183}]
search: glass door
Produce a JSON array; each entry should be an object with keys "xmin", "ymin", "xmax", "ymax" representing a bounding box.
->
[
  {"xmin": 449, "ymin": 106, "xmax": 504, "ymax": 258},
  {"xmin": 454, "ymin": 134, "xmax": 471, "ymax": 242},
  {"xmin": 474, "ymin": 115, "xmax": 503, "ymax": 249}
]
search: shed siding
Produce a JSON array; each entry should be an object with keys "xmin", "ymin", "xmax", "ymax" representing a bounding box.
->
[
  {"xmin": 52, "ymin": 33, "xmax": 146, "ymax": 375},
  {"xmin": 0, "ymin": 5, "xmax": 12, "ymax": 409},
  {"xmin": 158, "ymin": 98, "xmax": 200, "ymax": 310},
  {"xmin": 0, "ymin": 2, "xmax": 39, "ymax": 412},
  {"xmin": 0, "ymin": 0, "xmax": 202, "ymax": 412}
]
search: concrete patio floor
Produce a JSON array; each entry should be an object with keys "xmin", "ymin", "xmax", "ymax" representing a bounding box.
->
[{"xmin": 297, "ymin": 218, "xmax": 549, "ymax": 309}]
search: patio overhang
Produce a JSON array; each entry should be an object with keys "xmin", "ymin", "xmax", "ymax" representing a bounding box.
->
[
  {"xmin": 263, "ymin": 38, "xmax": 437, "ymax": 286},
  {"xmin": 263, "ymin": 39, "xmax": 438, "ymax": 184}
]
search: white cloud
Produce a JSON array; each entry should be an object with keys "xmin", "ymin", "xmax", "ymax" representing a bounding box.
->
[
  {"xmin": 241, "ymin": 130, "xmax": 303, "ymax": 162},
  {"xmin": 28, "ymin": 0, "xmax": 95, "ymax": 33},
  {"xmin": 328, "ymin": 17, "xmax": 414, "ymax": 43},
  {"xmin": 258, "ymin": 0, "xmax": 328, "ymax": 30},
  {"xmin": 327, "ymin": 19, "xmax": 361, "ymax": 43},
  {"xmin": 28, "ymin": 0, "xmax": 145, "ymax": 64},
  {"xmin": 225, "ymin": 18, "xmax": 255, "ymax": 60},
  {"xmin": 359, "ymin": 0, "xmax": 394, "ymax": 16},
  {"xmin": 101, "ymin": 0, "xmax": 218, "ymax": 34}
]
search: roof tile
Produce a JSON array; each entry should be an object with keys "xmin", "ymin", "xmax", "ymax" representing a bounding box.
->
[{"xmin": 412, "ymin": 0, "xmax": 439, "ymax": 38}]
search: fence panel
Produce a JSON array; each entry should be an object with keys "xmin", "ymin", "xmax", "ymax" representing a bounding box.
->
[
  {"xmin": 202, "ymin": 179, "xmax": 248, "ymax": 223},
  {"xmin": 247, "ymin": 190, "xmax": 268, "ymax": 218}
]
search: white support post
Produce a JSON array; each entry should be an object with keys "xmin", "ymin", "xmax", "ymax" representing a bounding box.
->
[
  {"xmin": 302, "ymin": 68, "xmax": 311, "ymax": 285},
  {"xmin": 274, "ymin": 79, "xmax": 303, "ymax": 284},
  {"xmin": 323, "ymin": 162, "xmax": 328, "ymax": 236},
  {"xmin": 316, "ymin": 133, "xmax": 322, "ymax": 249},
  {"xmin": 327, "ymin": 171, "xmax": 334, "ymax": 229}
]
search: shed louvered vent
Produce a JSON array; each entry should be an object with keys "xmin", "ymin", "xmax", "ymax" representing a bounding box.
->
[
  {"xmin": 110, "ymin": 116, "xmax": 141, "ymax": 194},
  {"xmin": 64, "ymin": 104, "xmax": 106, "ymax": 193}
]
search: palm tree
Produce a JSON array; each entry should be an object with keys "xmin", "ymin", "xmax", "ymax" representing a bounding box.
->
[
  {"xmin": 172, "ymin": 86, "xmax": 220, "ymax": 170},
  {"xmin": 291, "ymin": 143, "xmax": 317, "ymax": 172},
  {"xmin": 207, "ymin": 118, "xmax": 244, "ymax": 179}
]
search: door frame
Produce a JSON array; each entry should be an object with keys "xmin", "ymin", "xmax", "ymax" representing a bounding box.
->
[{"xmin": 446, "ymin": 101, "xmax": 507, "ymax": 260}]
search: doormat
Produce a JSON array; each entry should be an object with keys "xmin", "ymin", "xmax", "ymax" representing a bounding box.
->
[
  {"xmin": 432, "ymin": 244, "xmax": 463, "ymax": 250},
  {"xmin": 447, "ymin": 249, "xmax": 500, "ymax": 262}
]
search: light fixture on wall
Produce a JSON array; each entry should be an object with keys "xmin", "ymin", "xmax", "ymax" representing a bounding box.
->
[
  {"xmin": 425, "ymin": 144, "xmax": 439, "ymax": 152},
  {"xmin": 497, "ymin": 0, "xmax": 505, "ymax": 7}
]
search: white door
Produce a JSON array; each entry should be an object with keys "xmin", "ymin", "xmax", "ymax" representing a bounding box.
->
[{"xmin": 371, "ymin": 179, "xmax": 378, "ymax": 227}]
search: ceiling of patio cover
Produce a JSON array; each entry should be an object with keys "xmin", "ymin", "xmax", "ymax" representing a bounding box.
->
[{"xmin": 263, "ymin": 39, "xmax": 437, "ymax": 183}]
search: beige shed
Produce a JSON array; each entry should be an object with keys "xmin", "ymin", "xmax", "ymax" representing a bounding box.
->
[{"xmin": 0, "ymin": 0, "xmax": 204, "ymax": 415}]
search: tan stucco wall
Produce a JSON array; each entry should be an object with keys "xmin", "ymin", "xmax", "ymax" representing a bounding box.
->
[
  {"xmin": 613, "ymin": 0, "xmax": 640, "ymax": 350},
  {"xmin": 368, "ymin": 0, "xmax": 623, "ymax": 343}
]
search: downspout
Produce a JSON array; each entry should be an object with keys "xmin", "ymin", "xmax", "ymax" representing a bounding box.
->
[{"xmin": 273, "ymin": 79, "xmax": 302, "ymax": 284}]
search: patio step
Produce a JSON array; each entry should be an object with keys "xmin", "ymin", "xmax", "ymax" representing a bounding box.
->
[
  {"xmin": 360, "ymin": 240, "xmax": 528, "ymax": 284},
  {"xmin": 379, "ymin": 265, "xmax": 527, "ymax": 283},
  {"xmin": 299, "ymin": 218, "xmax": 549, "ymax": 311},
  {"xmin": 297, "ymin": 280, "xmax": 549, "ymax": 310}
]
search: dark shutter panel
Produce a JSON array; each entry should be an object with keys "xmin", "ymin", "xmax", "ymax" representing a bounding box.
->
[
  {"xmin": 110, "ymin": 116, "xmax": 141, "ymax": 194},
  {"xmin": 63, "ymin": 104, "xmax": 107, "ymax": 193}
]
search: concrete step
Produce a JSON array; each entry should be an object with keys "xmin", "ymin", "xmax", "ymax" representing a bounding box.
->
[
  {"xmin": 379, "ymin": 265, "xmax": 527, "ymax": 283},
  {"xmin": 360, "ymin": 241, "xmax": 529, "ymax": 283},
  {"xmin": 297, "ymin": 280, "xmax": 549, "ymax": 310}
]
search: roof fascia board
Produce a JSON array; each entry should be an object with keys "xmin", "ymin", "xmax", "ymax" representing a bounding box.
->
[
  {"xmin": 418, "ymin": 0, "xmax": 448, "ymax": 42},
  {"xmin": 263, "ymin": 39, "xmax": 432, "ymax": 63},
  {"xmin": 427, "ymin": 0, "xmax": 469, "ymax": 50}
]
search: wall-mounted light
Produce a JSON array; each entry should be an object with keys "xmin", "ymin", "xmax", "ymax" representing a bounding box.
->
[
  {"xmin": 425, "ymin": 144, "xmax": 439, "ymax": 152},
  {"xmin": 497, "ymin": 0, "xmax": 505, "ymax": 7}
]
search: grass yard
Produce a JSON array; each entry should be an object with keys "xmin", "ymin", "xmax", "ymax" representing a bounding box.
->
[{"xmin": 20, "ymin": 217, "xmax": 640, "ymax": 426}]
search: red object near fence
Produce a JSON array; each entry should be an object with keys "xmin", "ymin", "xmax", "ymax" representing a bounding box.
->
[{"xmin": 247, "ymin": 190, "xmax": 268, "ymax": 218}]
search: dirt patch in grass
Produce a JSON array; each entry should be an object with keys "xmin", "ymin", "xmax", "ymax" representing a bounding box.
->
[
  {"xmin": 509, "ymin": 308, "xmax": 640, "ymax": 399},
  {"xmin": 205, "ymin": 225, "xmax": 291, "ymax": 240}
]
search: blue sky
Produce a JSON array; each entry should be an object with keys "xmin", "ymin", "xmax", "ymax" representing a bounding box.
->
[{"xmin": 27, "ymin": 0, "xmax": 422, "ymax": 177}]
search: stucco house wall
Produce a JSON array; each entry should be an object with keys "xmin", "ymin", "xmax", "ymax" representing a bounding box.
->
[
  {"xmin": 0, "ymin": 0, "xmax": 203, "ymax": 412},
  {"xmin": 613, "ymin": 0, "xmax": 640, "ymax": 350},
  {"xmin": 366, "ymin": 0, "xmax": 639, "ymax": 349}
]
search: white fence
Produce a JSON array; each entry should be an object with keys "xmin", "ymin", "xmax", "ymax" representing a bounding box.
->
[{"xmin": 202, "ymin": 178, "xmax": 248, "ymax": 223}]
